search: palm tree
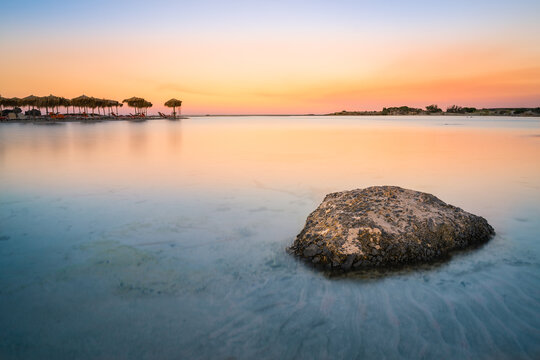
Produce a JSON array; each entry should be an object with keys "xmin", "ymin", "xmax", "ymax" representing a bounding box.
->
[{"xmin": 164, "ymin": 98, "xmax": 182, "ymax": 119}]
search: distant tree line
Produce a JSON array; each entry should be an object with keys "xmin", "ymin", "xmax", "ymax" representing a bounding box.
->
[
  {"xmin": 381, "ymin": 106, "xmax": 423, "ymax": 115},
  {"xmin": 329, "ymin": 105, "xmax": 540, "ymax": 116},
  {"xmin": 426, "ymin": 104, "xmax": 442, "ymax": 113},
  {"xmin": 446, "ymin": 105, "xmax": 477, "ymax": 113}
]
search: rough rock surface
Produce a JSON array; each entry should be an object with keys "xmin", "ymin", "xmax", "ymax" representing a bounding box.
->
[{"xmin": 289, "ymin": 186, "xmax": 494, "ymax": 270}]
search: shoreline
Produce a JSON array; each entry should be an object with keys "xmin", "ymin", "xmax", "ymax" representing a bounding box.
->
[
  {"xmin": 192, "ymin": 114, "xmax": 540, "ymax": 117},
  {"xmin": 1, "ymin": 113, "xmax": 539, "ymax": 125},
  {"xmin": 0, "ymin": 115, "xmax": 189, "ymax": 124}
]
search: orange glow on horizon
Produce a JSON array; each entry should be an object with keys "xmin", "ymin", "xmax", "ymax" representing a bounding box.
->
[{"xmin": 1, "ymin": 26, "xmax": 539, "ymax": 114}]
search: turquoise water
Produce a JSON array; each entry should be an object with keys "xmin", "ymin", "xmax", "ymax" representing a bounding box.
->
[{"xmin": 1, "ymin": 116, "xmax": 539, "ymax": 359}]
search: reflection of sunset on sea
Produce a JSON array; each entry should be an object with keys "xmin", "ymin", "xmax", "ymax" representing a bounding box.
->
[
  {"xmin": 3, "ymin": 118, "xmax": 539, "ymax": 211},
  {"xmin": 1, "ymin": 1, "xmax": 539, "ymax": 114}
]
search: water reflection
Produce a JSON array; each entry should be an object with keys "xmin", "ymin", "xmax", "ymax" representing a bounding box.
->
[
  {"xmin": 128, "ymin": 121, "xmax": 149, "ymax": 154},
  {"xmin": 167, "ymin": 120, "xmax": 183, "ymax": 150},
  {"xmin": 2, "ymin": 117, "xmax": 539, "ymax": 211},
  {"xmin": 0, "ymin": 116, "xmax": 539, "ymax": 359}
]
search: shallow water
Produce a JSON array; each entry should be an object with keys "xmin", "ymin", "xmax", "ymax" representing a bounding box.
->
[{"xmin": 1, "ymin": 116, "xmax": 539, "ymax": 359}]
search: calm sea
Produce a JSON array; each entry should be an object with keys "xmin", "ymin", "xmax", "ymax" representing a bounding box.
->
[{"xmin": 1, "ymin": 116, "xmax": 539, "ymax": 359}]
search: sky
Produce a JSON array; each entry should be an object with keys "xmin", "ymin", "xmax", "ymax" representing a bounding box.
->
[{"xmin": 1, "ymin": 0, "xmax": 539, "ymax": 114}]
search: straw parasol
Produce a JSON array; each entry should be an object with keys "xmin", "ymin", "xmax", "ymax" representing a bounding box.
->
[
  {"xmin": 164, "ymin": 98, "xmax": 182, "ymax": 119},
  {"xmin": 123, "ymin": 97, "xmax": 151, "ymax": 115},
  {"xmin": 42, "ymin": 95, "xmax": 62, "ymax": 115},
  {"xmin": 17, "ymin": 95, "xmax": 39, "ymax": 116},
  {"xmin": 88, "ymin": 97, "xmax": 98, "ymax": 115},
  {"xmin": 107, "ymin": 99, "xmax": 122, "ymax": 115},
  {"xmin": 59, "ymin": 97, "xmax": 71, "ymax": 114},
  {"xmin": 1, "ymin": 96, "xmax": 21, "ymax": 111},
  {"xmin": 71, "ymin": 95, "xmax": 92, "ymax": 114},
  {"xmin": 113, "ymin": 100, "xmax": 123, "ymax": 115},
  {"xmin": 0, "ymin": 96, "xmax": 10, "ymax": 111},
  {"xmin": 99, "ymin": 98, "xmax": 109, "ymax": 115},
  {"xmin": 102, "ymin": 99, "xmax": 122, "ymax": 115},
  {"xmin": 122, "ymin": 97, "xmax": 143, "ymax": 114},
  {"xmin": 22, "ymin": 95, "xmax": 39, "ymax": 110},
  {"xmin": 143, "ymin": 100, "xmax": 152, "ymax": 116}
]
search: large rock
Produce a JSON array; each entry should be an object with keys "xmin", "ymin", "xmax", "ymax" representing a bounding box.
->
[{"xmin": 289, "ymin": 186, "xmax": 494, "ymax": 270}]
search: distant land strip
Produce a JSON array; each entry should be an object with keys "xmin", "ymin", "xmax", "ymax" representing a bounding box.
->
[{"xmin": 327, "ymin": 105, "xmax": 540, "ymax": 117}]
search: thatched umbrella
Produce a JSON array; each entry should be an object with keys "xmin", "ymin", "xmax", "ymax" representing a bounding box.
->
[
  {"xmin": 22, "ymin": 95, "xmax": 38, "ymax": 108},
  {"xmin": 0, "ymin": 96, "xmax": 21, "ymax": 112},
  {"xmin": 111, "ymin": 100, "xmax": 123, "ymax": 115},
  {"xmin": 89, "ymin": 98, "xmax": 97, "ymax": 115},
  {"xmin": 100, "ymin": 98, "xmax": 115, "ymax": 116},
  {"xmin": 37, "ymin": 97, "xmax": 48, "ymax": 115},
  {"xmin": 122, "ymin": 97, "xmax": 147, "ymax": 115},
  {"xmin": 71, "ymin": 95, "xmax": 92, "ymax": 114},
  {"xmin": 38, "ymin": 96, "xmax": 47, "ymax": 114},
  {"xmin": 100, "ymin": 99, "xmax": 108, "ymax": 116},
  {"xmin": 0, "ymin": 95, "xmax": 10, "ymax": 111},
  {"xmin": 21, "ymin": 95, "xmax": 39, "ymax": 112},
  {"xmin": 107, "ymin": 100, "xmax": 115, "ymax": 115},
  {"xmin": 105, "ymin": 99, "xmax": 121, "ymax": 116},
  {"xmin": 16, "ymin": 96, "xmax": 38, "ymax": 117},
  {"xmin": 142, "ymin": 100, "xmax": 152, "ymax": 116},
  {"xmin": 10, "ymin": 97, "xmax": 22, "ymax": 108},
  {"xmin": 62, "ymin": 97, "xmax": 71, "ymax": 114},
  {"xmin": 122, "ymin": 97, "xmax": 142, "ymax": 114},
  {"xmin": 42, "ymin": 95, "xmax": 62, "ymax": 115},
  {"xmin": 164, "ymin": 98, "xmax": 182, "ymax": 119},
  {"xmin": 95, "ymin": 98, "xmax": 108, "ymax": 115},
  {"xmin": 87, "ymin": 97, "xmax": 97, "ymax": 115},
  {"xmin": 99, "ymin": 99, "xmax": 108, "ymax": 115},
  {"xmin": 89, "ymin": 97, "xmax": 96, "ymax": 115}
]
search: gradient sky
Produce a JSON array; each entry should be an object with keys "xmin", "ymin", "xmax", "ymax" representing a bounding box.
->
[{"xmin": 1, "ymin": 0, "xmax": 539, "ymax": 114}]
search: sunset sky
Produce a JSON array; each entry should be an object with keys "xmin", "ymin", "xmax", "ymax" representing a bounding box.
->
[{"xmin": 1, "ymin": 0, "xmax": 539, "ymax": 114}]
